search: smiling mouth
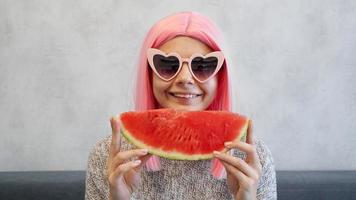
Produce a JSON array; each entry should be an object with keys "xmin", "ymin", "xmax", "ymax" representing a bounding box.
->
[{"xmin": 168, "ymin": 92, "xmax": 203, "ymax": 99}]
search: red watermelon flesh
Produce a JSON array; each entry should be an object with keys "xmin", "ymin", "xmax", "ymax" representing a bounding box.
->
[{"xmin": 120, "ymin": 108, "xmax": 249, "ymax": 160}]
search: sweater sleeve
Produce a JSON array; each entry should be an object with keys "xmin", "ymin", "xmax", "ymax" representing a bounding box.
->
[
  {"xmin": 85, "ymin": 137, "xmax": 111, "ymax": 200},
  {"xmin": 255, "ymin": 139, "xmax": 277, "ymax": 200}
]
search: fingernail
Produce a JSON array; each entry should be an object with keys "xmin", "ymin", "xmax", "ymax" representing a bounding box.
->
[
  {"xmin": 213, "ymin": 151, "xmax": 220, "ymax": 156},
  {"xmin": 141, "ymin": 149, "xmax": 148, "ymax": 154},
  {"xmin": 225, "ymin": 142, "xmax": 232, "ymax": 146},
  {"xmin": 112, "ymin": 115, "xmax": 120, "ymax": 129},
  {"xmin": 133, "ymin": 160, "xmax": 141, "ymax": 165}
]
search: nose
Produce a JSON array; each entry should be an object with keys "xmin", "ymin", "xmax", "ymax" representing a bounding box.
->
[{"xmin": 174, "ymin": 61, "xmax": 195, "ymax": 85}]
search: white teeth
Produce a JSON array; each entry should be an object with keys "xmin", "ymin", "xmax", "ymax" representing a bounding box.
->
[{"xmin": 172, "ymin": 93, "xmax": 199, "ymax": 98}]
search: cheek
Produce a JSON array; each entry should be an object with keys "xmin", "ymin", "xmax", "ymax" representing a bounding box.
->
[
  {"xmin": 202, "ymin": 78, "xmax": 218, "ymax": 98},
  {"xmin": 152, "ymin": 74, "xmax": 170, "ymax": 98}
]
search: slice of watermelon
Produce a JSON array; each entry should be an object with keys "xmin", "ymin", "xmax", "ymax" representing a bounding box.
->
[{"xmin": 119, "ymin": 108, "xmax": 249, "ymax": 160}]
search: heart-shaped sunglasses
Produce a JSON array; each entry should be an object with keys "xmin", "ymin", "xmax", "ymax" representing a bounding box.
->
[{"xmin": 147, "ymin": 48, "xmax": 224, "ymax": 83}]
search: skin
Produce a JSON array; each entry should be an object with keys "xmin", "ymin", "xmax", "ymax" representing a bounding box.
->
[
  {"xmin": 214, "ymin": 121, "xmax": 262, "ymax": 200},
  {"xmin": 152, "ymin": 36, "xmax": 218, "ymax": 111},
  {"xmin": 107, "ymin": 36, "xmax": 262, "ymax": 200}
]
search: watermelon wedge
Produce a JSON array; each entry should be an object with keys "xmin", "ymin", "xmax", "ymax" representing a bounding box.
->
[{"xmin": 119, "ymin": 108, "xmax": 249, "ymax": 160}]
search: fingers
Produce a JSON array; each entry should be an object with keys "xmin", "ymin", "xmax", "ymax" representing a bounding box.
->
[
  {"xmin": 246, "ymin": 119, "xmax": 254, "ymax": 145},
  {"xmin": 219, "ymin": 160, "xmax": 259, "ymax": 189},
  {"xmin": 109, "ymin": 160, "xmax": 142, "ymax": 182},
  {"xmin": 111, "ymin": 149, "xmax": 149, "ymax": 170},
  {"xmin": 225, "ymin": 142, "xmax": 261, "ymax": 171},
  {"xmin": 130, "ymin": 153, "xmax": 153, "ymax": 174},
  {"xmin": 110, "ymin": 115, "xmax": 121, "ymax": 157},
  {"xmin": 139, "ymin": 154, "xmax": 153, "ymax": 166},
  {"xmin": 216, "ymin": 119, "xmax": 262, "ymax": 183},
  {"xmin": 225, "ymin": 141, "xmax": 258, "ymax": 162},
  {"xmin": 219, "ymin": 159, "xmax": 248, "ymax": 183},
  {"xmin": 224, "ymin": 119, "xmax": 260, "ymax": 167},
  {"xmin": 109, "ymin": 151, "xmax": 152, "ymax": 184},
  {"xmin": 213, "ymin": 151, "xmax": 259, "ymax": 180}
]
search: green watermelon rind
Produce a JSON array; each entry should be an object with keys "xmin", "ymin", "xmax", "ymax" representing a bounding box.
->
[{"xmin": 119, "ymin": 118, "xmax": 250, "ymax": 161}]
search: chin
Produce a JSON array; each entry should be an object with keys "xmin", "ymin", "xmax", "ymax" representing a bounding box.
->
[{"xmin": 169, "ymin": 103, "xmax": 204, "ymax": 111}]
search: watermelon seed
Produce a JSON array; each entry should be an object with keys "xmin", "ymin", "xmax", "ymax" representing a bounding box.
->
[
  {"xmin": 194, "ymin": 135, "xmax": 198, "ymax": 141},
  {"xmin": 183, "ymin": 136, "xmax": 187, "ymax": 142}
]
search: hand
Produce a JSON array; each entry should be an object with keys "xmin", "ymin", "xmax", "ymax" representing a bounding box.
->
[
  {"xmin": 213, "ymin": 120, "xmax": 262, "ymax": 200},
  {"xmin": 107, "ymin": 116, "xmax": 152, "ymax": 200}
]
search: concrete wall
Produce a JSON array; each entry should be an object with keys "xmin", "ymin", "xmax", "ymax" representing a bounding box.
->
[{"xmin": 1, "ymin": 0, "xmax": 355, "ymax": 171}]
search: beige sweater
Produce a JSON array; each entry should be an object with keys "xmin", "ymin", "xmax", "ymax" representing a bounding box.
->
[{"xmin": 85, "ymin": 135, "xmax": 277, "ymax": 200}]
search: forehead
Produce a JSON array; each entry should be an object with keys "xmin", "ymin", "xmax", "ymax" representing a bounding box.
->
[{"xmin": 158, "ymin": 36, "xmax": 213, "ymax": 57}]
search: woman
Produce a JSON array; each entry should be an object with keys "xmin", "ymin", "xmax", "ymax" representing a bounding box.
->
[{"xmin": 85, "ymin": 11, "xmax": 277, "ymax": 200}]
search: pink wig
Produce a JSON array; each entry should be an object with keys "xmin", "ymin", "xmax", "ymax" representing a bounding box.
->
[{"xmin": 134, "ymin": 11, "xmax": 232, "ymax": 179}]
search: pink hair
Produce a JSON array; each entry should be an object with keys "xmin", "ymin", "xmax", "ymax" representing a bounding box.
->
[{"xmin": 134, "ymin": 11, "xmax": 232, "ymax": 179}]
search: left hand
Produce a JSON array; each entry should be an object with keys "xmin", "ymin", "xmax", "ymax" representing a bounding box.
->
[{"xmin": 213, "ymin": 120, "xmax": 262, "ymax": 200}]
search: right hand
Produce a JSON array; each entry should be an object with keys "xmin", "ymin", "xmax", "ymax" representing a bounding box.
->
[{"xmin": 107, "ymin": 116, "xmax": 152, "ymax": 200}]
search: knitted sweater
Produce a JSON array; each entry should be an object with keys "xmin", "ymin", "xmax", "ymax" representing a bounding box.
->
[{"xmin": 85, "ymin": 135, "xmax": 277, "ymax": 200}]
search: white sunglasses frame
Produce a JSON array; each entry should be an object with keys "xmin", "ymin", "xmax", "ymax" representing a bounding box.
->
[{"xmin": 147, "ymin": 48, "xmax": 224, "ymax": 83}]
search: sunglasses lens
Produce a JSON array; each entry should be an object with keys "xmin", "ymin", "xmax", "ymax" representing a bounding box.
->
[
  {"xmin": 191, "ymin": 56, "xmax": 219, "ymax": 81},
  {"xmin": 153, "ymin": 55, "xmax": 180, "ymax": 80}
]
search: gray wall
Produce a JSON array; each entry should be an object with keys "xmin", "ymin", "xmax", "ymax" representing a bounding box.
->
[{"xmin": 1, "ymin": 0, "xmax": 355, "ymax": 171}]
